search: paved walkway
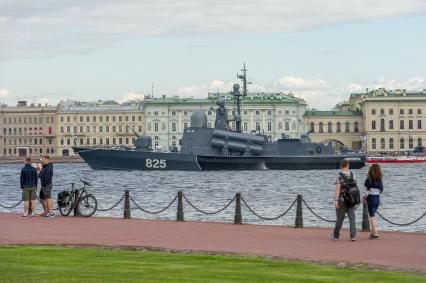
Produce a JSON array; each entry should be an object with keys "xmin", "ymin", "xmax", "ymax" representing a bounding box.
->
[{"xmin": 1, "ymin": 212, "xmax": 425, "ymax": 273}]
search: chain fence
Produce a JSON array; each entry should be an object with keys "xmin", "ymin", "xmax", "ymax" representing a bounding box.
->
[
  {"xmin": 0, "ymin": 200, "xmax": 22, "ymax": 209},
  {"xmin": 377, "ymin": 210, "xmax": 426, "ymax": 226},
  {"xmin": 130, "ymin": 195, "xmax": 177, "ymax": 215},
  {"xmin": 183, "ymin": 194, "xmax": 235, "ymax": 215},
  {"xmin": 96, "ymin": 194, "xmax": 125, "ymax": 212},
  {"xmin": 241, "ymin": 197, "xmax": 297, "ymax": 221}
]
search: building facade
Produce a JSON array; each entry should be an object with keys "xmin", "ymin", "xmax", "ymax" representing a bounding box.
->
[
  {"xmin": 359, "ymin": 89, "xmax": 426, "ymax": 154},
  {"xmin": 303, "ymin": 110, "xmax": 363, "ymax": 150},
  {"xmin": 0, "ymin": 101, "xmax": 57, "ymax": 157},
  {"xmin": 56, "ymin": 100, "xmax": 144, "ymax": 156},
  {"xmin": 144, "ymin": 92, "xmax": 308, "ymax": 149},
  {"xmin": 305, "ymin": 88, "xmax": 426, "ymax": 154}
]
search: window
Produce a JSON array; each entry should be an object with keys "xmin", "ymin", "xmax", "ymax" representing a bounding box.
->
[
  {"xmin": 184, "ymin": 111, "xmax": 188, "ymax": 116},
  {"xmin": 100, "ymin": 116, "xmax": 103, "ymax": 122},
  {"xmin": 172, "ymin": 123, "xmax": 176, "ymax": 132},
  {"xmin": 380, "ymin": 119, "xmax": 385, "ymax": 132},
  {"xmin": 319, "ymin": 122, "xmax": 323, "ymax": 133},
  {"xmin": 417, "ymin": 109, "xmax": 422, "ymax": 115},
  {"xmin": 162, "ymin": 122, "xmax": 166, "ymax": 131},
  {"xmin": 86, "ymin": 116, "xmax": 90, "ymax": 122},
  {"xmin": 371, "ymin": 109, "xmax": 376, "ymax": 115},
  {"xmin": 354, "ymin": 122, "xmax": 359, "ymax": 133},
  {"xmin": 371, "ymin": 138, "xmax": 376, "ymax": 149},
  {"xmin": 400, "ymin": 138, "xmax": 404, "ymax": 149},
  {"xmin": 409, "ymin": 138, "xmax": 414, "ymax": 149},
  {"xmin": 389, "ymin": 138, "xmax": 394, "ymax": 149},
  {"xmin": 409, "ymin": 109, "xmax": 413, "ymax": 115},
  {"xmin": 67, "ymin": 116, "xmax": 70, "ymax": 122},
  {"xmin": 278, "ymin": 122, "xmax": 282, "ymax": 130},
  {"xmin": 389, "ymin": 120, "xmax": 394, "ymax": 130},
  {"xmin": 255, "ymin": 111, "xmax": 260, "ymax": 115},
  {"xmin": 371, "ymin": 120, "xmax": 376, "ymax": 130},
  {"xmin": 327, "ymin": 122, "xmax": 332, "ymax": 133},
  {"xmin": 336, "ymin": 122, "xmax": 341, "ymax": 133},
  {"xmin": 243, "ymin": 122, "xmax": 247, "ymax": 131},
  {"xmin": 267, "ymin": 110, "xmax": 272, "ymax": 115},
  {"xmin": 345, "ymin": 122, "xmax": 350, "ymax": 132},
  {"xmin": 99, "ymin": 126, "xmax": 103, "ymax": 133},
  {"xmin": 285, "ymin": 121, "xmax": 289, "ymax": 131},
  {"xmin": 255, "ymin": 122, "xmax": 260, "ymax": 131},
  {"xmin": 380, "ymin": 138, "xmax": 385, "ymax": 149},
  {"xmin": 93, "ymin": 138, "xmax": 97, "ymax": 144},
  {"xmin": 267, "ymin": 121, "xmax": 272, "ymax": 131},
  {"xmin": 409, "ymin": 120, "xmax": 413, "ymax": 130},
  {"xmin": 389, "ymin": 109, "xmax": 394, "ymax": 115},
  {"xmin": 154, "ymin": 111, "xmax": 158, "ymax": 116},
  {"xmin": 380, "ymin": 109, "xmax": 384, "ymax": 115},
  {"xmin": 154, "ymin": 123, "xmax": 158, "ymax": 132},
  {"xmin": 400, "ymin": 120, "xmax": 404, "ymax": 130},
  {"xmin": 171, "ymin": 111, "xmax": 176, "ymax": 116},
  {"xmin": 183, "ymin": 122, "xmax": 188, "ymax": 129},
  {"xmin": 147, "ymin": 123, "xmax": 151, "ymax": 131},
  {"xmin": 418, "ymin": 138, "xmax": 422, "ymax": 147},
  {"xmin": 310, "ymin": 122, "xmax": 314, "ymax": 133},
  {"xmin": 400, "ymin": 109, "xmax": 404, "ymax": 115},
  {"xmin": 418, "ymin": 120, "xmax": 422, "ymax": 129}
]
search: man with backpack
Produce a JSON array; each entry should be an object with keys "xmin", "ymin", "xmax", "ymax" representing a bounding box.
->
[{"xmin": 331, "ymin": 159, "xmax": 360, "ymax": 241}]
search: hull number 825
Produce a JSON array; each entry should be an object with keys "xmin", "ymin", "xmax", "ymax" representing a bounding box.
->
[{"xmin": 145, "ymin": 159, "xmax": 167, "ymax": 169}]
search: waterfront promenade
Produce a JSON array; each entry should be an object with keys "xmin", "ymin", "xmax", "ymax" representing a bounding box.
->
[{"xmin": 1, "ymin": 212, "xmax": 425, "ymax": 273}]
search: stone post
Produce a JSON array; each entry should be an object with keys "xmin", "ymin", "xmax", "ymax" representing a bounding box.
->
[
  {"xmin": 234, "ymin": 192, "xmax": 242, "ymax": 224},
  {"xmin": 124, "ymin": 190, "xmax": 131, "ymax": 219},
  {"xmin": 177, "ymin": 191, "xmax": 184, "ymax": 222},
  {"xmin": 362, "ymin": 201, "xmax": 370, "ymax": 232},
  {"xmin": 295, "ymin": 194, "xmax": 303, "ymax": 228}
]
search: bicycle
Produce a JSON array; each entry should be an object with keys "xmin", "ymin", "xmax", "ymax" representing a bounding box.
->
[{"xmin": 57, "ymin": 180, "xmax": 98, "ymax": 217}]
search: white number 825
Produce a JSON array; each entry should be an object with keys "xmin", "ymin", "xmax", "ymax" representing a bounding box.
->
[{"xmin": 145, "ymin": 159, "xmax": 167, "ymax": 169}]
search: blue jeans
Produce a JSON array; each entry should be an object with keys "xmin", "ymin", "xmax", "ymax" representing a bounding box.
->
[{"xmin": 367, "ymin": 195, "xmax": 380, "ymax": 217}]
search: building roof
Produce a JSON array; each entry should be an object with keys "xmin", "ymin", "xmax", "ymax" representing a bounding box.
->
[
  {"xmin": 303, "ymin": 110, "xmax": 363, "ymax": 117},
  {"xmin": 350, "ymin": 88, "xmax": 426, "ymax": 100},
  {"xmin": 144, "ymin": 92, "xmax": 306, "ymax": 106}
]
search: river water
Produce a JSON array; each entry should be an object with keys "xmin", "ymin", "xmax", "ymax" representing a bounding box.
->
[{"xmin": 1, "ymin": 163, "xmax": 425, "ymax": 232}]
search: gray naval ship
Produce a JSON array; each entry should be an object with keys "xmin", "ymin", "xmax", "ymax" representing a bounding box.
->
[{"xmin": 74, "ymin": 66, "xmax": 366, "ymax": 171}]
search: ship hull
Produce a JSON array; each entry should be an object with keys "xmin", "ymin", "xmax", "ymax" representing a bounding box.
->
[{"xmin": 74, "ymin": 147, "xmax": 365, "ymax": 171}]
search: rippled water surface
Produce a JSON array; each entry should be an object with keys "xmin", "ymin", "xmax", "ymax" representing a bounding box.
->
[{"xmin": 1, "ymin": 163, "xmax": 425, "ymax": 232}]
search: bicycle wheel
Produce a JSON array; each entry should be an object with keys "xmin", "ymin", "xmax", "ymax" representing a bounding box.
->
[
  {"xmin": 59, "ymin": 196, "xmax": 73, "ymax": 216},
  {"xmin": 78, "ymin": 194, "xmax": 97, "ymax": 217}
]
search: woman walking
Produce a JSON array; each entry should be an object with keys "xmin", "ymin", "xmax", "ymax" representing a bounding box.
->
[{"xmin": 364, "ymin": 164, "xmax": 383, "ymax": 239}]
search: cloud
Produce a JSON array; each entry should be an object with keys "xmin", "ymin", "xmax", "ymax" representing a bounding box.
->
[
  {"xmin": 1, "ymin": 0, "xmax": 425, "ymax": 59},
  {"xmin": 0, "ymin": 88, "xmax": 10, "ymax": 98},
  {"xmin": 119, "ymin": 91, "xmax": 145, "ymax": 102},
  {"xmin": 171, "ymin": 75, "xmax": 426, "ymax": 110}
]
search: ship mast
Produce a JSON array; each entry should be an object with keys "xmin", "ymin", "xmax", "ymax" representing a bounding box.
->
[{"xmin": 234, "ymin": 63, "xmax": 248, "ymax": 132}]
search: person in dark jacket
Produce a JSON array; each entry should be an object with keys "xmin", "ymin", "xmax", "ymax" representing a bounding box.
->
[
  {"xmin": 39, "ymin": 155, "xmax": 54, "ymax": 217},
  {"xmin": 20, "ymin": 157, "xmax": 38, "ymax": 217},
  {"xmin": 363, "ymin": 164, "xmax": 383, "ymax": 239}
]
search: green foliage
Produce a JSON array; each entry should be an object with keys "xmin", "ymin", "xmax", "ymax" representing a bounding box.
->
[{"xmin": 0, "ymin": 246, "xmax": 424, "ymax": 283}]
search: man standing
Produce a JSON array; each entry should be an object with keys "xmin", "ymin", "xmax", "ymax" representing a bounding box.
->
[
  {"xmin": 331, "ymin": 159, "xmax": 357, "ymax": 241},
  {"xmin": 39, "ymin": 155, "xmax": 54, "ymax": 217},
  {"xmin": 20, "ymin": 157, "xmax": 38, "ymax": 217}
]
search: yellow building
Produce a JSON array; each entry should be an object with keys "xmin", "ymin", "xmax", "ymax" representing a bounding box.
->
[
  {"xmin": 358, "ymin": 88, "xmax": 426, "ymax": 154},
  {"xmin": 312, "ymin": 88, "xmax": 426, "ymax": 154},
  {"xmin": 0, "ymin": 101, "xmax": 57, "ymax": 157},
  {"xmin": 56, "ymin": 100, "xmax": 144, "ymax": 156},
  {"xmin": 303, "ymin": 110, "xmax": 363, "ymax": 150}
]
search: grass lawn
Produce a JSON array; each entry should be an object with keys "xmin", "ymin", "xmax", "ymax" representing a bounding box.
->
[{"xmin": 0, "ymin": 246, "xmax": 425, "ymax": 283}]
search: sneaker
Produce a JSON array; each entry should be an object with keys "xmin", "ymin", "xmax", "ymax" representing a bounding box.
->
[
  {"xmin": 45, "ymin": 212, "xmax": 55, "ymax": 218},
  {"xmin": 329, "ymin": 233, "xmax": 339, "ymax": 240},
  {"xmin": 31, "ymin": 213, "xmax": 35, "ymax": 217},
  {"xmin": 369, "ymin": 234, "xmax": 379, "ymax": 240},
  {"xmin": 39, "ymin": 211, "xmax": 48, "ymax": 217},
  {"xmin": 350, "ymin": 237, "xmax": 356, "ymax": 242},
  {"xmin": 21, "ymin": 212, "xmax": 28, "ymax": 217}
]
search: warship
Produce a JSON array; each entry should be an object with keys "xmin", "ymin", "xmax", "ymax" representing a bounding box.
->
[{"xmin": 74, "ymin": 65, "xmax": 366, "ymax": 171}]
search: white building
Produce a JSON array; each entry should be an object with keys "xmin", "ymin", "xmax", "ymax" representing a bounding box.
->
[{"xmin": 144, "ymin": 92, "xmax": 308, "ymax": 149}]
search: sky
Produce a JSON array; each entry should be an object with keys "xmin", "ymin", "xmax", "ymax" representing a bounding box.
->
[{"xmin": 0, "ymin": 0, "xmax": 426, "ymax": 110}]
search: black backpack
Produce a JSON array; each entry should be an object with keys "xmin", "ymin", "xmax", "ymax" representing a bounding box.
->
[
  {"xmin": 57, "ymin": 191, "xmax": 70, "ymax": 208},
  {"xmin": 339, "ymin": 172, "xmax": 360, "ymax": 207}
]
